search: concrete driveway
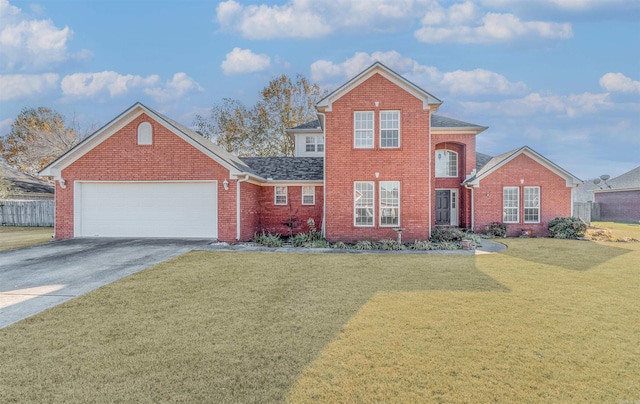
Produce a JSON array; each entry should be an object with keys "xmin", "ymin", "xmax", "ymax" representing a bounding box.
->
[{"xmin": 0, "ymin": 238, "xmax": 211, "ymax": 329}]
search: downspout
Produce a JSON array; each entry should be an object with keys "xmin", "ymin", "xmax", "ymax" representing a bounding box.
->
[
  {"xmin": 236, "ymin": 174, "xmax": 250, "ymax": 241},
  {"xmin": 428, "ymin": 112, "xmax": 432, "ymax": 235},
  {"xmin": 316, "ymin": 111, "xmax": 327, "ymax": 238}
]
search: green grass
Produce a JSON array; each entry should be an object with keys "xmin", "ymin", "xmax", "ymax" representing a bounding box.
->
[
  {"xmin": 0, "ymin": 224, "xmax": 638, "ymax": 403},
  {"xmin": 0, "ymin": 226, "xmax": 53, "ymax": 252}
]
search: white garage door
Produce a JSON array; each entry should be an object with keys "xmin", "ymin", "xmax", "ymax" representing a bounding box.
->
[{"xmin": 75, "ymin": 182, "xmax": 218, "ymax": 238}]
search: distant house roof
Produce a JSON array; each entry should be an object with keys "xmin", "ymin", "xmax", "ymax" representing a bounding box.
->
[
  {"xmin": 290, "ymin": 120, "xmax": 322, "ymax": 131},
  {"xmin": 431, "ymin": 115, "xmax": 487, "ymax": 131},
  {"xmin": 475, "ymin": 152, "xmax": 493, "ymax": 171},
  {"xmin": 593, "ymin": 166, "xmax": 640, "ymax": 193},
  {"xmin": 1, "ymin": 162, "xmax": 54, "ymax": 197},
  {"xmin": 241, "ymin": 157, "xmax": 323, "ymax": 181},
  {"xmin": 464, "ymin": 146, "xmax": 582, "ymax": 187}
]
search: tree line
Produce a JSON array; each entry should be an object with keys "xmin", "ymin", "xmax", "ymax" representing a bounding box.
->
[{"xmin": 0, "ymin": 74, "xmax": 327, "ymax": 180}]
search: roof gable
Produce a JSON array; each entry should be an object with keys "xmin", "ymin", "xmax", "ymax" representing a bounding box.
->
[
  {"xmin": 465, "ymin": 146, "xmax": 582, "ymax": 187},
  {"xmin": 316, "ymin": 62, "xmax": 442, "ymax": 112},
  {"xmin": 39, "ymin": 102, "xmax": 259, "ymax": 179}
]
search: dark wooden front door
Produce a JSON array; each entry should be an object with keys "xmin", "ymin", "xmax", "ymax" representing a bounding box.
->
[{"xmin": 436, "ymin": 190, "xmax": 450, "ymax": 225}]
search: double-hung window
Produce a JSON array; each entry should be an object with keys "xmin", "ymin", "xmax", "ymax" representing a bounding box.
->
[
  {"xmin": 524, "ymin": 187, "xmax": 540, "ymax": 223},
  {"xmin": 302, "ymin": 186, "xmax": 315, "ymax": 205},
  {"xmin": 354, "ymin": 111, "xmax": 374, "ymax": 148},
  {"xmin": 379, "ymin": 181, "xmax": 400, "ymax": 226},
  {"xmin": 354, "ymin": 182, "xmax": 374, "ymax": 226},
  {"xmin": 503, "ymin": 187, "xmax": 519, "ymax": 223},
  {"xmin": 274, "ymin": 186, "xmax": 287, "ymax": 205},
  {"xmin": 380, "ymin": 111, "xmax": 399, "ymax": 148},
  {"xmin": 305, "ymin": 136, "xmax": 324, "ymax": 153},
  {"xmin": 435, "ymin": 150, "xmax": 458, "ymax": 177}
]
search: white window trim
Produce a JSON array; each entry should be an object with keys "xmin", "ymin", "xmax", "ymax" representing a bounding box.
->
[
  {"xmin": 379, "ymin": 181, "xmax": 400, "ymax": 227},
  {"xmin": 524, "ymin": 186, "xmax": 541, "ymax": 223},
  {"xmin": 137, "ymin": 122, "xmax": 152, "ymax": 145},
  {"xmin": 380, "ymin": 110, "xmax": 400, "ymax": 149},
  {"xmin": 354, "ymin": 181, "xmax": 375, "ymax": 227},
  {"xmin": 302, "ymin": 186, "xmax": 315, "ymax": 205},
  {"xmin": 305, "ymin": 136, "xmax": 324, "ymax": 153},
  {"xmin": 503, "ymin": 186, "xmax": 519, "ymax": 223},
  {"xmin": 274, "ymin": 186, "xmax": 287, "ymax": 205},
  {"xmin": 354, "ymin": 111, "xmax": 374, "ymax": 149},
  {"xmin": 435, "ymin": 149, "xmax": 458, "ymax": 178}
]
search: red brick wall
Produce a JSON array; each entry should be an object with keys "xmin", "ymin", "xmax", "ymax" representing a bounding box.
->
[
  {"xmin": 595, "ymin": 190, "xmax": 640, "ymax": 222},
  {"xmin": 473, "ymin": 154, "xmax": 573, "ymax": 236},
  {"xmin": 257, "ymin": 185, "xmax": 323, "ymax": 236},
  {"xmin": 239, "ymin": 181, "xmax": 261, "ymax": 241},
  {"xmin": 324, "ymin": 73, "xmax": 432, "ymax": 242},
  {"xmin": 56, "ymin": 113, "xmax": 237, "ymax": 241}
]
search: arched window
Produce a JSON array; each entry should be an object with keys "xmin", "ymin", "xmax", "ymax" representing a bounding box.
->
[
  {"xmin": 435, "ymin": 149, "xmax": 458, "ymax": 177},
  {"xmin": 137, "ymin": 122, "xmax": 152, "ymax": 145}
]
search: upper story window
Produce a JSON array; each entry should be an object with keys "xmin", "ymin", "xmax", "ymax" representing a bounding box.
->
[
  {"xmin": 274, "ymin": 186, "xmax": 287, "ymax": 205},
  {"xmin": 137, "ymin": 122, "xmax": 152, "ymax": 145},
  {"xmin": 354, "ymin": 111, "xmax": 374, "ymax": 148},
  {"xmin": 380, "ymin": 111, "xmax": 400, "ymax": 148},
  {"xmin": 503, "ymin": 187, "xmax": 519, "ymax": 223},
  {"xmin": 435, "ymin": 150, "xmax": 458, "ymax": 177},
  {"xmin": 305, "ymin": 136, "xmax": 324, "ymax": 153}
]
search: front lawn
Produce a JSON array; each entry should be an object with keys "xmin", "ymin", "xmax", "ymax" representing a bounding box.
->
[
  {"xmin": 0, "ymin": 226, "xmax": 53, "ymax": 252},
  {"xmin": 0, "ymin": 230, "xmax": 638, "ymax": 402}
]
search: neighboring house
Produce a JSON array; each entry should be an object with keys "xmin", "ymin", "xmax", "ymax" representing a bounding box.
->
[
  {"xmin": 1, "ymin": 161, "xmax": 54, "ymax": 226},
  {"xmin": 593, "ymin": 166, "xmax": 640, "ymax": 223},
  {"xmin": 1, "ymin": 161, "xmax": 54, "ymax": 201},
  {"xmin": 40, "ymin": 62, "xmax": 581, "ymax": 241}
]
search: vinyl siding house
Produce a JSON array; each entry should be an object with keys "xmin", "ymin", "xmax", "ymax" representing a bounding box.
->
[{"xmin": 40, "ymin": 62, "xmax": 581, "ymax": 241}]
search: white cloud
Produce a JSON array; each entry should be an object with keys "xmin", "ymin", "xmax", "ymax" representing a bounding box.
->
[
  {"xmin": 0, "ymin": 0, "xmax": 87, "ymax": 71},
  {"xmin": 216, "ymin": 0, "xmax": 423, "ymax": 40},
  {"xmin": 460, "ymin": 92, "xmax": 611, "ymax": 117},
  {"xmin": 599, "ymin": 72, "xmax": 640, "ymax": 94},
  {"xmin": 0, "ymin": 73, "xmax": 58, "ymax": 101},
  {"xmin": 311, "ymin": 51, "xmax": 526, "ymax": 96},
  {"xmin": 221, "ymin": 48, "xmax": 271, "ymax": 75},
  {"xmin": 482, "ymin": 0, "xmax": 636, "ymax": 12},
  {"xmin": 61, "ymin": 71, "xmax": 160, "ymax": 98},
  {"xmin": 144, "ymin": 72, "xmax": 203, "ymax": 103},
  {"xmin": 415, "ymin": 1, "xmax": 572, "ymax": 44}
]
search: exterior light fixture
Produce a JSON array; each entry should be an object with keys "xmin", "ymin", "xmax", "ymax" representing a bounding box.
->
[{"xmin": 223, "ymin": 179, "xmax": 229, "ymax": 190}]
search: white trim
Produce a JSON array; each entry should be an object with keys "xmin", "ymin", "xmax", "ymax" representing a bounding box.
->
[
  {"xmin": 302, "ymin": 185, "xmax": 315, "ymax": 205},
  {"xmin": 523, "ymin": 186, "xmax": 541, "ymax": 224},
  {"xmin": 379, "ymin": 181, "xmax": 400, "ymax": 227},
  {"xmin": 274, "ymin": 186, "xmax": 288, "ymax": 205},
  {"xmin": 435, "ymin": 149, "xmax": 458, "ymax": 178},
  {"xmin": 503, "ymin": 186, "xmax": 520, "ymax": 223},
  {"xmin": 354, "ymin": 181, "xmax": 375, "ymax": 227},
  {"xmin": 379, "ymin": 110, "xmax": 400, "ymax": 149},
  {"xmin": 354, "ymin": 111, "xmax": 374, "ymax": 149}
]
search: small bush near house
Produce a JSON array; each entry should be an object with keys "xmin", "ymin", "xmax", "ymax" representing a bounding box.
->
[
  {"xmin": 353, "ymin": 240, "xmax": 378, "ymax": 250},
  {"xmin": 332, "ymin": 241, "xmax": 350, "ymax": 249},
  {"xmin": 308, "ymin": 239, "xmax": 329, "ymax": 248},
  {"xmin": 463, "ymin": 233, "xmax": 483, "ymax": 248},
  {"xmin": 485, "ymin": 222, "xmax": 507, "ymax": 238},
  {"xmin": 430, "ymin": 227, "xmax": 465, "ymax": 242},
  {"xmin": 548, "ymin": 217, "xmax": 587, "ymax": 239},
  {"xmin": 410, "ymin": 240, "xmax": 434, "ymax": 251},
  {"xmin": 436, "ymin": 241, "xmax": 460, "ymax": 250},
  {"xmin": 379, "ymin": 239, "xmax": 405, "ymax": 251},
  {"xmin": 253, "ymin": 232, "xmax": 283, "ymax": 247}
]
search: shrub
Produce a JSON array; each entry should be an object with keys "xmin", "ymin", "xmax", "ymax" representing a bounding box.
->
[
  {"xmin": 353, "ymin": 240, "xmax": 378, "ymax": 250},
  {"xmin": 309, "ymin": 239, "xmax": 329, "ymax": 248},
  {"xmin": 253, "ymin": 232, "xmax": 283, "ymax": 247},
  {"xmin": 430, "ymin": 227, "xmax": 465, "ymax": 242},
  {"xmin": 379, "ymin": 239, "xmax": 405, "ymax": 251},
  {"xmin": 332, "ymin": 241, "xmax": 350, "ymax": 249},
  {"xmin": 437, "ymin": 241, "xmax": 460, "ymax": 250},
  {"xmin": 410, "ymin": 240, "xmax": 434, "ymax": 251},
  {"xmin": 290, "ymin": 229, "xmax": 326, "ymax": 247},
  {"xmin": 485, "ymin": 222, "xmax": 507, "ymax": 237},
  {"xmin": 463, "ymin": 233, "xmax": 483, "ymax": 247},
  {"xmin": 548, "ymin": 217, "xmax": 587, "ymax": 239}
]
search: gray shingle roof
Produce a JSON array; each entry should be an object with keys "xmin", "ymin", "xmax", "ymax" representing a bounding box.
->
[
  {"xmin": 606, "ymin": 166, "xmax": 640, "ymax": 189},
  {"xmin": 241, "ymin": 157, "xmax": 323, "ymax": 181},
  {"xmin": 290, "ymin": 120, "xmax": 321, "ymax": 130},
  {"xmin": 431, "ymin": 115, "xmax": 486, "ymax": 129},
  {"xmin": 1, "ymin": 162, "xmax": 54, "ymax": 196},
  {"xmin": 476, "ymin": 152, "xmax": 493, "ymax": 171}
]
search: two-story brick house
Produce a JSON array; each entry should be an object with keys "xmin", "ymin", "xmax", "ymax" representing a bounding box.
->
[{"xmin": 41, "ymin": 62, "xmax": 581, "ymax": 241}]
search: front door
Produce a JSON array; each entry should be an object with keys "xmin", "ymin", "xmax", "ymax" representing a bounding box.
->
[{"xmin": 436, "ymin": 190, "xmax": 450, "ymax": 225}]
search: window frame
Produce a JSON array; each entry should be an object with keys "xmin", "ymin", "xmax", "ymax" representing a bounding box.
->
[
  {"xmin": 379, "ymin": 110, "xmax": 400, "ymax": 149},
  {"xmin": 305, "ymin": 136, "xmax": 324, "ymax": 153},
  {"xmin": 524, "ymin": 186, "xmax": 540, "ymax": 223},
  {"xmin": 354, "ymin": 181, "xmax": 375, "ymax": 227},
  {"xmin": 274, "ymin": 186, "xmax": 287, "ymax": 205},
  {"xmin": 435, "ymin": 149, "xmax": 458, "ymax": 177},
  {"xmin": 503, "ymin": 187, "xmax": 519, "ymax": 223},
  {"xmin": 354, "ymin": 111, "xmax": 374, "ymax": 149},
  {"xmin": 137, "ymin": 122, "xmax": 153, "ymax": 145},
  {"xmin": 379, "ymin": 181, "xmax": 400, "ymax": 227},
  {"xmin": 302, "ymin": 186, "xmax": 315, "ymax": 205}
]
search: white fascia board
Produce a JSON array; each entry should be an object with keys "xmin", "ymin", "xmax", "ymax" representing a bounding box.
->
[{"xmin": 431, "ymin": 127, "xmax": 488, "ymax": 135}]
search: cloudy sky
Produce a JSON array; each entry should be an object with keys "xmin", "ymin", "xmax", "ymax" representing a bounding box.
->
[{"xmin": 1, "ymin": 0, "xmax": 639, "ymax": 180}]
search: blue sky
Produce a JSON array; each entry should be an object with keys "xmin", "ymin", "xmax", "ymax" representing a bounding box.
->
[{"xmin": 1, "ymin": 0, "xmax": 639, "ymax": 180}]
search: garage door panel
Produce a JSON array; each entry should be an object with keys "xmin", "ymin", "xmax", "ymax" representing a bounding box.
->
[{"xmin": 76, "ymin": 182, "xmax": 218, "ymax": 238}]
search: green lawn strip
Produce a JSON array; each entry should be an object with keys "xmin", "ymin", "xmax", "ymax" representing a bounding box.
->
[
  {"xmin": 0, "ymin": 226, "xmax": 53, "ymax": 252},
  {"xmin": 0, "ymin": 252, "xmax": 502, "ymax": 404},
  {"xmin": 287, "ymin": 239, "xmax": 640, "ymax": 403}
]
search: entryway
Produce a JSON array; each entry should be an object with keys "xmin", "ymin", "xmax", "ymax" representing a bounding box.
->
[{"xmin": 435, "ymin": 189, "xmax": 458, "ymax": 226}]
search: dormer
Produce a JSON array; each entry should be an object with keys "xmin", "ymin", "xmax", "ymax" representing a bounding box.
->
[{"xmin": 287, "ymin": 120, "xmax": 324, "ymax": 157}]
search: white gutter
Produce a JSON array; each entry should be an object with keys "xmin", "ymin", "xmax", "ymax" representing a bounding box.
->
[
  {"xmin": 428, "ymin": 112, "xmax": 432, "ymax": 234},
  {"xmin": 236, "ymin": 174, "xmax": 250, "ymax": 241},
  {"xmin": 316, "ymin": 111, "xmax": 327, "ymax": 237}
]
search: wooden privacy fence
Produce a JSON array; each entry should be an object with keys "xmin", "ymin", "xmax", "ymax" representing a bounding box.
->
[
  {"xmin": 573, "ymin": 202, "xmax": 600, "ymax": 225},
  {"xmin": 0, "ymin": 200, "xmax": 54, "ymax": 227}
]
